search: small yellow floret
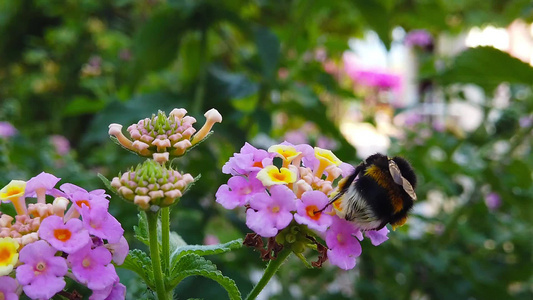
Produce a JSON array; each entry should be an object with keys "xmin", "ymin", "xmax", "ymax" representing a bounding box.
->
[
  {"xmin": 0, "ymin": 237, "xmax": 20, "ymax": 276},
  {"xmin": 256, "ymin": 165, "xmax": 297, "ymax": 186},
  {"xmin": 268, "ymin": 145, "xmax": 302, "ymax": 166},
  {"xmin": 314, "ymin": 147, "xmax": 341, "ymax": 166},
  {"xmin": 0, "ymin": 180, "xmax": 26, "ymax": 201}
]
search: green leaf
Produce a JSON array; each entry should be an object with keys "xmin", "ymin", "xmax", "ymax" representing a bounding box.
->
[
  {"xmin": 170, "ymin": 239, "xmax": 242, "ymax": 264},
  {"xmin": 121, "ymin": 249, "xmax": 155, "ymax": 289},
  {"xmin": 253, "ymin": 26, "xmax": 280, "ymax": 81},
  {"xmin": 167, "ymin": 254, "xmax": 241, "ymax": 300},
  {"xmin": 169, "ymin": 230, "xmax": 188, "ymax": 250},
  {"xmin": 503, "ymin": 160, "xmax": 532, "ymax": 189},
  {"xmin": 133, "ymin": 7, "xmax": 185, "ymax": 72},
  {"xmin": 134, "ymin": 211, "xmax": 150, "ymax": 246},
  {"xmin": 63, "ymin": 96, "xmax": 106, "ymax": 116},
  {"xmin": 439, "ymin": 47, "xmax": 533, "ymax": 89},
  {"xmin": 352, "ymin": 0, "xmax": 392, "ymax": 49}
]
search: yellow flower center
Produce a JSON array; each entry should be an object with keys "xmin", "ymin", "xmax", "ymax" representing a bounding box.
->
[
  {"xmin": 268, "ymin": 145, "xmax": 302, "ymax": 167},
  {"xmin": 0, "ymin": 291, "xmax": 5, "ymax": 300},
  {"xmin": 53, "ymin": 228, "xmax": 72, "ymax": 242},
  {"xmin": 336, "ymin": 233, "xmax": 344, "ymax": 244},
  {"xmin": 82, "ymin": 258, "xmax": 91, "ymax": 268},
  {"xmin": 256, "ymin": 165, "xmax": 297, "ymax": 186},
  {"xmin": 4, "ymin": 187, "xmax": 22, "ymax": 197},
  {"xmin": 271, "ymin": 206, "xmax": 280, "ymax": 213}
]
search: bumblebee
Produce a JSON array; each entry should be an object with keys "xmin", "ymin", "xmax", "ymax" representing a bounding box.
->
[{"xmin": 329, "ymin": 153, "xmax": 417, "ymax": 231}]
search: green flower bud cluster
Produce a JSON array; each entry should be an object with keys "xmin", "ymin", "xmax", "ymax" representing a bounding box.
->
[
  {"xmin": 275, "ymin": 224, "xmax": 311, "ymax": 254},
  {"xmin": 111, "ymin": 159, "xmax": 194, "ymax": 210}
]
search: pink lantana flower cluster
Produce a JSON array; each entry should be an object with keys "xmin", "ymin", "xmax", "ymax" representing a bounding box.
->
[
  {"xmin": 0, "ymin": 172, "xmax": 127, "ymax": 300},
  {"xmin": 216, "ymin": 142, "xmax": 389, "ymax": 270}
]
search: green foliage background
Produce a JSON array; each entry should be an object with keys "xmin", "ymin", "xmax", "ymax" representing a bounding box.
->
[{"xmin": 1, "ymin": 0, "xmax": 532, "ymax": 299}]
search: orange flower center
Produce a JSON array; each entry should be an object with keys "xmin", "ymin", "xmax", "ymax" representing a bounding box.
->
[
  {"xmin": 252, "ymin": 161, "xmax": 263, "ymax": 168},
  {"xmin": 271, "ymin": 206, "xmax": 280, "ymax": 213},
  {"xmin": 305, "ymin": 205, "xmax": 321, "ymax": 220},
  {"xmin": 0, "ymin": 248, "xmax": 10, "ymax": 263},
  {"xmin": 272, "ymin": 171, "xmax": 287, "ymax": 181},
  {"xmin": 53, "ymin": 228, "xmax": 72, "ymax": 242},
  {"xmin": 76, "ymin": 200, "xmax": 90, "ymax": 208}
]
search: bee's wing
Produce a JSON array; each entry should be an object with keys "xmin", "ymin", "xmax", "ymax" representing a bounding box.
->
[{"xmin": 389, "ymin": 160, "xmax": 417, "ymax": 201}]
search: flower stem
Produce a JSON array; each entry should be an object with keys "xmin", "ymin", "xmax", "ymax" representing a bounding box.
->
[
  {"xmin": 245, "ymin": 248, "xmax": 292, "ymax": 300},
  {"xmin": 192, "ymin": 26, "xmax": 208, "ymax": 116},
  {"xmin": 161, "ymin": 207, "xmax": 170, "ymax": 273},
  {"xmin": 146, "ymin": 210, "xmax": 168, "ymax": 300}
]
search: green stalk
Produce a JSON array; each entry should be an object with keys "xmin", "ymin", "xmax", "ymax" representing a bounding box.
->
[
  {"xmin": 146, "ymin": 211, "xmax": 168, "ymax": 300},
  {"xmin": 245, "ymin": 248, "xmax": 292, "ymax": 300},
  {"xmin": 161, "ymin": 207, "xmax": 170, "ymax": 273}
]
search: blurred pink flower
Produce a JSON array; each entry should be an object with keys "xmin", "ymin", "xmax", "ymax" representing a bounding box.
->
[
  {"xmin": 203, "ymin": 234, "xmax": 220, "ymax": 246},
  {"xmin": 343, "ymin": 52, "xmax": 402, "ymax": 91},
  {"xmin": 350, "ymin": 70, "xmax": 401, "ymax": 90},
  {"xmin": 485, "ymin": 193, "xmax": 501, "ymax": 211},
  {"xmin": 284, "ymin": 130, "xmax": 308, "ymax": 145},
  {"xmin": 278, "ymin": 68, "xmax": 289, "ymax": 80},
  {"xmin": 0, "ymin": 122, "xmax": 17, "ymax": 138},
  {"xmin": 50, "ymin": 135, "xmax": 70, "ymax": 155},
  {"xmin": 519, "ymin": 115, "xmax": 532, "ymax": 128},
  {"xmin": 316, "ymin": 136, "xmax": 338, "ymax": 150},
  {"xmin": 405, "ymin": 29, "xmax": 433, "ymax": 48}
]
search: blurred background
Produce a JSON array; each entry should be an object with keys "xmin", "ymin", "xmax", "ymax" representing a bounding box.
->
[{"xmin": 0, "ymin": 0, "xmax": 532, "ymax": 299}]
